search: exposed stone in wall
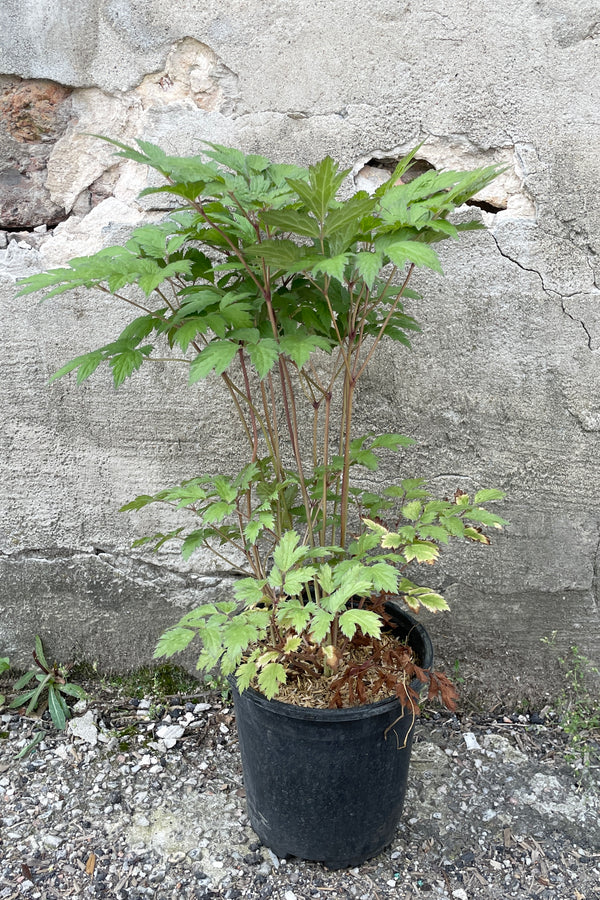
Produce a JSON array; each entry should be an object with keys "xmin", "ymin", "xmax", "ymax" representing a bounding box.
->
[
  {"xmin": 0, "ymin": 38, "xmax": 240, "ymax": 234},
  {"xmin": 135, "ymin": 37, "xmax": 241, "ymax": 115},
  {"xmin": 0, "ymin": 77, "xmax": 73, "ymax": 228}
]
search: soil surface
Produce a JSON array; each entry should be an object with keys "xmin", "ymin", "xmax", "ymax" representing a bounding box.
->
[{"xmin": 1, "ymin": 681, "xmax": 599, "ymax": 900}]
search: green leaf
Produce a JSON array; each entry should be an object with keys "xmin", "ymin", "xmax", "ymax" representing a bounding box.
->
[
  {"xmin": 12, "ymin": 670, "xmax": 36, "ymax": 691},
  {"xmin": 189, "ymin": 340, "xmax": 239, "ymax": 382},
  {"xmin": 181, "ymin": 530, "xmax": 209, "ymax": 561},
  {"xmin": 417, "ymin": 592, "xmax": 450, "ymax": 612},
  {"xmin": 257, "ymin": 662, "xmax": 287, "ymax": 699},
  {"xmin": 368, "ymin": 562, "xmax": 399, "ymax": 593},
  {"xmin": 59, "ymin": 682, "xmax": 87, "ymax": 699},
  {"xmin": 402, "ymin": 500, "xmax": 423, "ymax": 521},
  {"xmin": 236, "ymin": 660, "xmax": 257, "ymax": 693},
  {"xmin": 369, "ymin": 433, "xmax": 415, "ymax": 451},
  {"xmin": 260, "ymin": 209, "xmax": 321, "ymax": 238},
  {"xmin": 48, "ymin": 352, "xmax": 100, "ymax": 384},
  {"xmin": 283, "ymin": 567, "xmax": 316, "ymax": 596},
  {"xmin": 377, "ymin": 237, "xmax": 443, "ymax": 273},
  {"xmin": 442, "ymin": 516, "xmax": 466, "ymax": 537},
  {"xmin": 203, "ymin": 501, "xmax": 235, "ymax": 524},
  {"xmin": 354, "ymin": 251, "xmax": 384, "ymax": 288},
  {"xmin": 154, "ymin": 627, "xmax": 196, "ymax": 658},
  {"xmin": 246, "ymin": 339, "xmax": 280, "ymax": 378},
  {"xmin": 48, "ymin": 684, "xmax": 67, "ymax": 730},
  {"xmin": 277, "ymin": 600, "xmax": 313, "ymax": 632},
  {"xmin": 272, "ymin": 531, "xmax": 308, "ymax": 572},
  {"xmin": 109, "ymin": 348, "xmax": 147, "ymax": 388},
  {"xmin": 234, "ymin": 578, "xmax": 267, "ymax": 604},
  {"xmin": 311, "ymin": 254, "xmax": 349, "ymax": 282},
  {"xmin": 324, "ymin": 193, "xmax": 375, "ymax": 237},
  {"xmin": 34, "ymin": 635, "xmax": 49, "ymax": 671},
  {"xmin": 338, "ymin": 609, "xmax": 382, "ymax": 640},
  {"xmin": 246, "ymin": 239, "xmax": 315, "ymax": 270},
  {"xmin": 466, "ymin": 508, "xmax": 509, "ymax": 527},
  {"xmin": 225, "ymin": 620, "xmax": 262, "ymax": 657},
  {"xmin": 288, "ymin": 156, "xmax": 349, "ymax": 221},
  {"xmin": 418, "ymin": 524, "xmax": 450, "ymax": 543},
  {"xmin": 473, "ymin": 489, "xmax": 506, "ymax": 504},
  {"xmin": 308, "ymin": 608, "xmax": 335, "ymax": 643},
  {"xmin": 244, "ymin": 520, "xmax": 262, "ymax": 544},
  {"xmin": 279, "ymin": 332, "xmax": 332, "ymax": 368},
  {"xmin": 403, "ymin": 541, "xmax": 440, "ymax": 563}
]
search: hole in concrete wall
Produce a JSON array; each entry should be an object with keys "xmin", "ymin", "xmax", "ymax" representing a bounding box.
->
[
  {"xmin": 355, "ymin": 153, "xmax": 507, "ymax": 216},
  {"xmin": 465, "ymin": 197, "xmax": 506, "ymax": 214},
  {"xmin": 364, "ymin": 155, "xmax": 437, "ymax": 183}
]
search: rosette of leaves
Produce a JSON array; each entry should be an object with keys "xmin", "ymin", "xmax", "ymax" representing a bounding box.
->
[
  {"xmin": 17, "ymin": 139, "xmax": 507, "ymax": 707},
  {"xmin": 10, "ymin": 636, "xmax": 87, "ymax": 730}
]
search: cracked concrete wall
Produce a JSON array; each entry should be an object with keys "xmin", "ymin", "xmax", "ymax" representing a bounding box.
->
[{"xmin": 1, "ymin": 0, "xmax": 599, "ymax": 703}]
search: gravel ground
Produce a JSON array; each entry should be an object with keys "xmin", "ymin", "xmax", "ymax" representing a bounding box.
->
[{"xmin": 1, "ymin": 682, "xmax": 599, "ymax": 900}]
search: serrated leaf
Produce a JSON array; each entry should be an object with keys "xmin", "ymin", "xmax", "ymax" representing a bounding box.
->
[
  {"xmin": 236, "ymin": 660, "xmax": 257, "ymax": 693},
  {"xmin": 279, "ymin": 332, "xmax": 332, "ymax": 368},
  {"xmin": 417, "ymin": 592, "xmax": 450, "ymax": 612},
  {"xmin": 464, "ymin": 527, "xmax": 491, "ymax": 544},
  {"xmin": 309, "ymin": 608, "xmax": 335, "ymax": 643},
  {"xmin": 283, "ymin": 567, "xmax": 316, "ymax": 596},
  {"xmin": 272, "ymin": 531, "xmax": 308, "ymax": 572},
  {"xmin": 244, "ymin": 520, "xmax": 262, "ymax": 543},
  {"xmin": 466, "ymin": 508, "xmax": 509, "ymax": 527},
  {"xmin": 203, "ymin": 501, "xmax": 235, "ymax": 524},
  {"xmin": 246, "ymin": 238, "xmax": 315, "ymax": 269},
  {"xmin": 246, "ymin": 339, "xmax": 280, "ymax": 378},
  {"xmin": 257, "ymin": 662, "xmax": 287, "ymax": 699},
  {"xmin": 376, "ymin": 237, "xmax": 443, "ymax": 273},
  {"xmin": 338, "ymin": 609, "xmax": 382, "ymax": 640},
  {"xmin": 260, "ymin": 208, "xmax": 321, "ymax": 238},
  {"xmin": 403, "ymin": 541, "xmax": 440, "ymax": 563},
  {"xmin": 418, "ymin": 524, "xmax": 450, "ymax": 543},
  {"xmin": 369, "ymin": 433, "xmax": 415, "ymax": 450},
  {"xmin": 473, "ymin": 488, "xmax": 506, "ymax": 504},
  {"xmin": 189, "ymin": 340, "xmax": 238, "ymax": 382},
  {"xmin": 234, "ymin": 578, "xmax": 267, "ymax": 603},
  {"xmin": 368, "ymin": 562, "xmax": 399, "ymax": 593},
  {"xmin": 354, "ymin": 251, "xmax": 383, "ymax": 288},
  {"xmin": 109, "ymin": 348, "xmax": 147, "ymax": 388},
  {"xmin": 224, "ymin": 620, "xmax": 259, "ymax": 657},
  {"xmin": 311, "ymin": 254, "xmax": 349, "ymax": 282},
  {"xmin": 400, "ymin": 500, "xmax": 422, "ymax": 522},
  {"xmin": 154, "ymin": 627, "xmax": 196, "ymax": 658},
  {"xmin": 181, "ymin": 530, "xmax": 207, "ymax": 561}
]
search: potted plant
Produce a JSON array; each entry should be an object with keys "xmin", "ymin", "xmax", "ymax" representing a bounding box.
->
[{"xmin": 18, "ymin": 139, "xmax": 507, "ymax": 867}]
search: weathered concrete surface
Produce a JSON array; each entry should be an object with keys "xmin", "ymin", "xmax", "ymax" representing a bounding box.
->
[{"xmin": 1, "ymin": 0, "xmax": 600, "ymax": 701}]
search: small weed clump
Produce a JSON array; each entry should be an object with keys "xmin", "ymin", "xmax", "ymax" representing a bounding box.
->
[{"xmin": 543, "ymin": 634, "xmax": 600, "ymax": 781}]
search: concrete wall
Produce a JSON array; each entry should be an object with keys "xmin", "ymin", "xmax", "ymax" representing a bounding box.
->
[{"xmin": 1, "ymin": 0, "xmax": 599, "ymax": 703}]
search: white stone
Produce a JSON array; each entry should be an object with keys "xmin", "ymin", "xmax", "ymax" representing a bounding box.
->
[
  {"xmin": 68, "ymin": 711, "xmax": 98, "ymax": 746},
  {"xmin": 463, "ymin": 732, "xmax": 482, "ymax": 752},
  {"xmin": 156, "ymin": 724, "xmax": 185, "ymax": 749}
]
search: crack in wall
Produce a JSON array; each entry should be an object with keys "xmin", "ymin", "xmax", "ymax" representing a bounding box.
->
[
  {"xmin": 0, "ymin": 547, "xmax": 230, "ymax": 587},
  {"xmin": 490, "ymin": 232, "xmax": 596, "ymax": 350}
]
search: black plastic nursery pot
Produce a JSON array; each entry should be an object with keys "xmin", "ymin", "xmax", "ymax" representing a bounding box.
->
[{"xmin": 229, "ymin": 600, "xmax": 433, "ymax": 869}]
